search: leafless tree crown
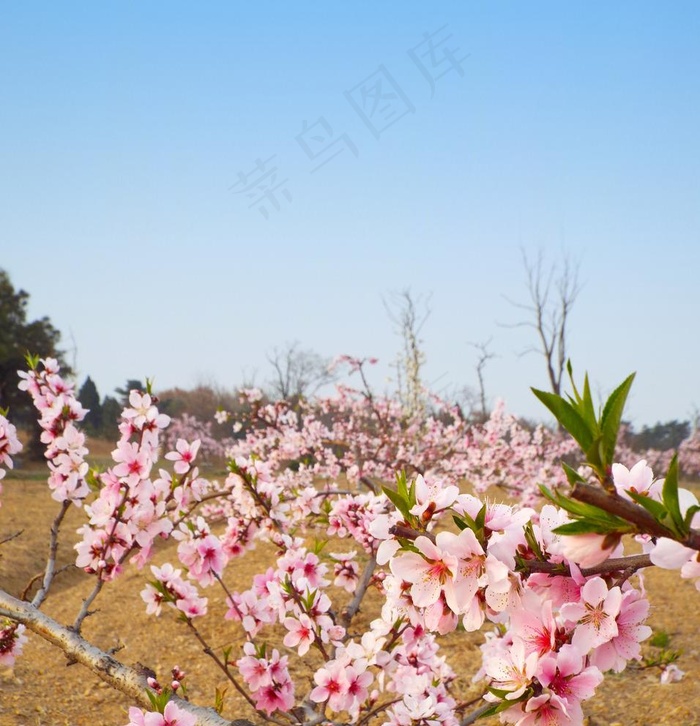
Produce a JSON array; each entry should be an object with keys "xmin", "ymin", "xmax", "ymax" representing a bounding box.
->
[
  {"xmin": 505, "ymin": 250, "xmax": 582, "ymax": 396},
  {"xmin": 384, "ymin": 289, "xmax": 430, "ymax": 417},
  {"xmin": 468, "ymin": 337, "xmax": 497, "ymax": 422},
  {"xmin": 266, "ymin": 341, "xmax": 334, "ymax": 401}
]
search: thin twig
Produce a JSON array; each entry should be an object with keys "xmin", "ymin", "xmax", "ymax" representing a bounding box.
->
[
  {"xmin": 340, "ymin": 557, "xmax": 376, "ymax": 631},
  {"xmin": 522, "ymin": 553, "xmax": 653, "ymax": 578},
  {"xmin": 389, "ymin": 524, "xmax": 434, "ymax": 543},
  {"xmin": 0, "ymin": 529, "xmax": 23, "ymax": 547},
  {"xmin": 32, "ymin": 500, "xmax": 71, "ymax": 608},
  {"xmin": 390, "ymin": 522, "xmax": 653, "ymax": 578},
  {"xmin": 185, "ymin": 618, "xmax": 292, "ymax": 726},
  {"xmin": 22, "ymin": 564, "xmax": 75, "ymax": 601},
  {"xmin": 461, "ymin": 702, "xmax": 494, "ymax": 726},
  {"xmin": 355, "ymin": 697, "xmax": 403, "ymax": 726},
  {"xmin": 72, "ymin": 576, "xmax": 105, "ymax": 632}
]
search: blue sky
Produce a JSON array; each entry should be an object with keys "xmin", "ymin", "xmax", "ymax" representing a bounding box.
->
[{"xmin": 1, "ymin": 2, "xmax": 699, "ymax": 426}]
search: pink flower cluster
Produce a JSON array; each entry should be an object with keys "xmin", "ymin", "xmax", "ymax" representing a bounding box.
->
[
  {"xmin": 224, "ymin": 357, "xmax": 574, "ymax": 507},
  {"xmin": 125, "ymin": 701, "xmax": 196, "ymax": 726},
  {"xmin": 8, "ymin": 356, "xmax": 692, "ymax": 726},
  {"xmin": 0, "ymin": 413, "xmax": 22, "ymax": 505},
  {"xmin": 562, "ymin": 460, "xmax": 700, "ymax": 589},
  {"xmin": 237, "ymin": 643, "xmax": 295, "ymax": 714},
  {"xmin": 141, "ymin": 562, "xmax": 208, "ymax": 619},
  {"xmin": 75, "ymin": 389, "xmax": 209, "ymax": 581},
  {"xmin": 18, "ymin": 357, "xmax": 89, "ymax": 503},
  {"xmin": 161, "ymin": 414, "xmax": 233, "ymax": 465},
  {"xmin": 380, "ymin": 484, "xmax": 654, "ymax": 724},
  {"xmin": 172, "ymin": 516, "xmax": 227, "ymax": 588},
  {"xmin": 616, "ymin": 427, "xmax": 700, "ymax": 481},
  {"xmin": 0, "ymin": 618, "xmax": 28, "ymax": 667},
  {"xmin": 609, "ymin": 461, "xmax": 700, "ymax": 590}
]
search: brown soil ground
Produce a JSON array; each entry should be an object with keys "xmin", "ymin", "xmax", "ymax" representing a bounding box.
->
[{"xmin": 1, "ymin": 455, "xmax": 698, "ymax": 726}]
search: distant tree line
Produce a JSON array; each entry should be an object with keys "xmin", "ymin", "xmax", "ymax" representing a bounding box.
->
[{"xmin": 622, "ymin": 419, "xmax": 692, "ymax": 453}]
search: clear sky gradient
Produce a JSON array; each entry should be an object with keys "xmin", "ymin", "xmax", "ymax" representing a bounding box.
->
[{"xmin": 1, "ymin": 2, "xmax": 698, "ymax": 426}]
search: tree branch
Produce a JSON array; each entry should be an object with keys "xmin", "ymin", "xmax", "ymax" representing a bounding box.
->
[
  {"xmin": 570, "ymin": 482, "xmax": 700, "ymax": 550},
  {"xmin": 31, "ymin": 499, "xmax": 71, "ymax": 608},
  {"xmin": 0, "ymin": 589, "xmax": 246, "ymax": 726},
  {"xmin": 340, "ymin": 556, "xmax": 377, "ymax": 631},
  {"xmin": 521, "ymin": 553, "xmax": 652, "ymax": 578}
]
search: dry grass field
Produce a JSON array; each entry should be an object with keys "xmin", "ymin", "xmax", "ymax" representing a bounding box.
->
[{"xmin": 1, "ymin": 450, "xmax": 699, "ymax": 726}]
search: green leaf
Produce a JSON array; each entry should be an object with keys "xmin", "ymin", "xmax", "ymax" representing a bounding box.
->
[
  {"xmin": 662, "ymin": 455, "xmax": 686, "ymax": 535},
  {"xmin": 312, "ymin": 538, "xmax": 327, "ymax": 555},
  {"xmin": 477, "ymin": 701, "xmax": 517, "ymax": 719},
  {"xmin": 475, "ymin": 503, "xmax": 487, "ymax": 532},
  {"xmin": 407, "ymin": 475, "xmax": 417, "ymax": 509},
  {"xmin": 566, "ymin": 360, "xmax": 582, "ymax": 403},
  {"xmin": 580, "ymin": 374, "xmax": 599, "ymax": 431},
  {"xmin": 627, "ymin": 491, "xmax": 668, "ymax": 521},
  {"xmin": 553, "ymin": 520, "xmax": 625, "ymax": 536},
  {"xmin": 214, "ymin": 686, "xmax": 228, "ymax": 715},
  {"xmin": 531, "ymin": 388, "xmax": 594, "ymax": 453},
  {"xmin": 382, "ymin": 485, "xmax": 411, "ymax": 520},
  {"xmin": 599, "ymin": 373, "xmax": 635, "ymax": 468},
  {"xmin": 24, "ymin": 351, "xmax": 40, "ymax": 370},
  {"xmin": 649, "ymin": 629, "xmax": 671, "ymax": 649},
  {"xmin": 145, "ymin": 690, "xmax": 158, "ymax": 710},
  {"xmin": 685, "ymin": 504, "xmax": 700, "ymax": 530},
  {"xmin": 453, "ymin": 515, "xmax": 468, "ymax": 531},
  {"xmin": 487, "ymin": 686, "xmax": 520, "ymax": 700},
  {"xmin": 542, "ymin": 485, "xmax": 632, "ymax": 531},
  {"xmin": 561, "ymin": 462, "xmax": 586, "ymax": 487},
  {"xmin": 523, "ymin": 521, "xmax": 546, "ymax": 560}
]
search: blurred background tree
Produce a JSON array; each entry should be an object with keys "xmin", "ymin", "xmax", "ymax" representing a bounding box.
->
[{"xmin": 0, "ymin": 268, "xmax": 70, "ymax": 458}]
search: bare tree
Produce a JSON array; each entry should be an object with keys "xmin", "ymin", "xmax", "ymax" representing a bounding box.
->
[
  {"xmin": 266, "ymin": 341, "xmax": 335, "ymax": 401},
  {"xmin": 505, "ymin": 250, "xmax": 582, "ymax": 396},
  {"xmin": 468, "ymin": 338, "xmax": 497, "ymax": 422},
  {"xmin": 384, "ymin": 290, "xmax": 430, "ymax": 417}
]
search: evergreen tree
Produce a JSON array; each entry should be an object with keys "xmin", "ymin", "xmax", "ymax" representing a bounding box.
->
[
  {"xmin": 0, "ymin": 269, "xmax": 69, "ymax": 457},
  {"xmin": 78, "ymin": 376, "xmax": 102, "ymax": 436},
  {"xmin": 100, "ymin": 395, "xmax": 122, "ymax": 440}
]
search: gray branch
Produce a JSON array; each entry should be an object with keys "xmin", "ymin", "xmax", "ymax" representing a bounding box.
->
[{"xmin": 0, "ymin": 589, "xmax": 250, "ymax": 726}]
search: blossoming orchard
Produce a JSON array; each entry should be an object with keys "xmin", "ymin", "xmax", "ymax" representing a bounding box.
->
[{"xmin": 2, "ymin": 355, "xmax": 700, "ymax": 726}]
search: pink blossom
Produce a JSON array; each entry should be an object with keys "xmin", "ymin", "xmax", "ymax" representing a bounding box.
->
[
  {"xmin": 537, "ymin": 644, "xmax": 603, "ymax": 704},
  {"xmin": 310, "ymin": 661, "xmax": 351, "ymax": 712},
  {"xmin": 409, "ymin": 474, "xmax": 459, "ymax": 522},
  {"xmin": 483, "ymin": 638, "xmax": 539, "ymax": 700},
  {"xmin": 125, "ymin": 707, "xmax": 147, "ymax": 726},
  {"xmin": 660, "ymin": 663, "xmax": 685, "ymax": 684},
  {"xmin": 560, "ymin": 532, "xmax": 621, "ymax": 568},
  {"xmin": 254, "ymin": 681, "xmax": 295, "ymax": 715},
  {"xmin": 0, "ymin": 620, "xmax": 28, "ymax": 666},
  {"xmin": 590, "ymin": 588, "xmax": 651, "ymax": 672},
  {"xmin": 510, "ymin": 592, "xmax": 558, "ymax": 658},
  {"xmin": 612, "ymin": 460, "xmax": 660, "ymax": 500},
  {"xmin": 165, "ymin": 438, "xmax": 201, "ymax": 474},
  {"xmin": 331, "ymin": 551, "xmax": 360, "ymax": 592},
  {"xmin": 112, "ymin": 440, "xmax": 153, "ymax": 486},
  {"xmin": 283, "ymin": 614, "xmax": 316, "ymax": 655},
  {"xmin": 390, "ymin": 529, "xmax": 484, "ymax": 613},
  {"xmin": 139, "ymin": 701, "xmax": 196, "ymax": 726},
  {"xmin": 237, "ymin": 644, "xmax": 273, "ymax": 691},
  {"xmin": 505, "ymin": 692, "xmax": 579, "ymax": 725},
  {"xmin": 561, "ymin": 577, "xmax": 622, "ymax": 652}
]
